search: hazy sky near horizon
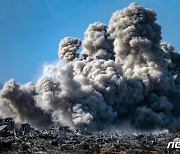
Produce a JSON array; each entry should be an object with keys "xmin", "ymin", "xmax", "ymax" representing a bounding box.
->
[{"xmin": 0, "ymin": 0, "xmax": 180, "ymax": 83}]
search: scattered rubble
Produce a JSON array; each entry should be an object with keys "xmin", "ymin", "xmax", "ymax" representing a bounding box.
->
[{"xmin": 0, "ymin": 118, "xmax": 179, "ymax": 153}]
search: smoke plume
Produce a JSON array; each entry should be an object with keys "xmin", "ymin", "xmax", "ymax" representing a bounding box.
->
[{"xmin": 0, "ymin": 3, "xmax": 180, "ymax": 132}]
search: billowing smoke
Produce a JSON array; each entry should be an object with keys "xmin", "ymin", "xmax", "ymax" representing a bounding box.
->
[
  {"xmin": 58, "ymin": 37, "xmax": 81, "ymax": 61},
  {"xmin": 0, "ymin": 3, "xmax": 180, "ymax": 132}
]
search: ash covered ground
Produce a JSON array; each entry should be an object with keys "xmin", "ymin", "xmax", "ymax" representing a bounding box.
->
[{"xmin": 0, "ymin": 118, "xmax": 180, "ymax": 154}]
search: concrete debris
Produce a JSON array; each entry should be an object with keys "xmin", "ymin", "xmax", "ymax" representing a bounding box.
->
[{"xmin": 0, "ymin": 118, "xmax": 179, "ymax": 153}]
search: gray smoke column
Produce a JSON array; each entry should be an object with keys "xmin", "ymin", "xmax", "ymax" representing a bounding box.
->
[
  {"xmin": 0, "ymin": 3, "xmax": 180, "ymax": 132},
  {"xmin": 58, "ymin": 37, "xmax": 81, "ymax": 61}
]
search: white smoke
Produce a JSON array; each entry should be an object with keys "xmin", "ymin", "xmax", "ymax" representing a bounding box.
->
[{"xmin": 0, "ymin": 3, "xmax": 180, "ymax": 132}]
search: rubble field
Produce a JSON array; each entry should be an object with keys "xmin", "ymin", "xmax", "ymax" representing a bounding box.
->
[{"xmin": 0, "ymin": 118, "xmax": 180, "ymax": 154}]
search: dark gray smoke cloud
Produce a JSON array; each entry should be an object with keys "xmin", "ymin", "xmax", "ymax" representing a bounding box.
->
[{"xmin": 0, "ymin": 3, "xmax": 180, "ymax": 132}]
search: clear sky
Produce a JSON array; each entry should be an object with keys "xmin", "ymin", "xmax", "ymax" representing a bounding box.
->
[{"xmin": 0, "ymin": 0, "xmax": 180, "ymax": 84}]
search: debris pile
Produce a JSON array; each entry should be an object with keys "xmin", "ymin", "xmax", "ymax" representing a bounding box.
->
[{"xmin": 0, "ymin": 118, "xmax": 179, "ymax": 153}]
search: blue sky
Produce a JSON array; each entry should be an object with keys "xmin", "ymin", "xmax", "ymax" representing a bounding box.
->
[{"xmin": 0, "ymin": 0, "xmax": 180, "ymax": 83}]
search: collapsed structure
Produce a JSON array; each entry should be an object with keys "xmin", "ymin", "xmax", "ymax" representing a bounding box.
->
[{"xmin": 0, "ymin": 3, "xmax": 180, "ymax": 132}]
